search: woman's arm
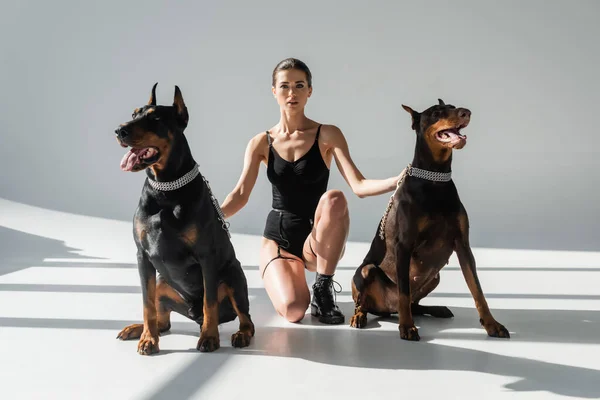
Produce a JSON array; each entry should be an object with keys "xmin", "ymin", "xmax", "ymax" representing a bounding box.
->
[
  {"xmin": 324, "ymin": 125, "xmax": 401, "ymax": 198},
  {"xmin": 220, "ymin": 133, "xmax": 266, "ymax": 218}
]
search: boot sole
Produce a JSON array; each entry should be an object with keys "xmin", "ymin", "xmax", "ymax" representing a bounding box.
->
[{"xmin": 311, "ymin": 304, "xmax": 345, "ymax": 325}]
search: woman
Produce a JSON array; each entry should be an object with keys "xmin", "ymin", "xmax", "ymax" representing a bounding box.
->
[{"xmin": 221, "ymin": 58, "xmax": 401, "ymax": 324}]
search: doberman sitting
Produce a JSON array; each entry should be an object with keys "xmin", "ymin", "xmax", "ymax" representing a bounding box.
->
[
  {"xmin": 350, "ymin": 99, "xmax": 509, "ymax": 341},
  {"xmin": 114, "ymin": 83, "xmax": 254, "ymax": 355}
]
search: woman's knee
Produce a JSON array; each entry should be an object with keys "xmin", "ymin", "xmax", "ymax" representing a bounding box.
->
[
  {"xmin": 277, "ymin": 299, "xmax": 310, "ymax": 323},
  {"xmin": 320, "ymin": 190, "xmax": 348, "ymax": 219}
]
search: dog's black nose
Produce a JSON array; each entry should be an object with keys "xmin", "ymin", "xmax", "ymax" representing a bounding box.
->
[
  {"xmin": 115, "ymin": 127, "xmax": 129, "ymax": 139},
  {"xmin": 458, "ymin": 108, "xmax": 471, "ymax": 119}
]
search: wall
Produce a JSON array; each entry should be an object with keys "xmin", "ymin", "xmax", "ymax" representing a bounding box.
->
[{"xmin": 1, "ymin": 0, "xmax": 598, "ymax": 251}]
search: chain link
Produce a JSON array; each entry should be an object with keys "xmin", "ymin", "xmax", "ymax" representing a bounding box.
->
[
  {"xmin": 201, "ymin": 175, "xmax": 231, "ymax": 238},
  {"xmin": 147, "ymin": 164, "xmax": 231, "ymax": 238},
  {"xmin": 378, "ymin": 165, "xmax": 409, "ymax": 240},
  {"xmin": 377, "ymin": 164, "xmax": 452, "ymax": 240},
  {"xmin": 408, "ymin": 166, "xmax": 452, "ymax": 182},
  {"xmin": 147, "ymin": 164, "xmax": 200, "ymax": 191}
]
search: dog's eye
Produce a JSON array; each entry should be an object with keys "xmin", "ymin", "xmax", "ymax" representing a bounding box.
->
[{"xmin": 152, "ymin": 115, "xmax": 161, "ymax": 121}]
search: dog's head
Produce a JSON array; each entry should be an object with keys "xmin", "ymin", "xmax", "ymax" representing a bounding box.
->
[
  {"xmin": 115, "ymin": 83, "xmax": 189, "ymax": 173},
  {"xmin": 402, "ymin": 99, "xmax": 471, "ymax": 161}
]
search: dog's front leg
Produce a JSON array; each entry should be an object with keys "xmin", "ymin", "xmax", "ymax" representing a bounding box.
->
[
  {"xmin": 197, "ymin": 266, "xmax": 220, "ymax": 352},
  {"xmin": 136, "ymin": 252, "xmax": 160, "ymax": 355},
  {"xmin": 455, "ymin": 213, "xmax": 509, "ymax": 338},
  {"xmin": 395, "ymin": 241, "xmax": 419, "ymax": 341}
]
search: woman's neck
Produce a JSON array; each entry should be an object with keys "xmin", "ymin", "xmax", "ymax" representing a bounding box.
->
[{"xmin": 277, "ymin": 109, "xmax": 311, "ymax": 134}]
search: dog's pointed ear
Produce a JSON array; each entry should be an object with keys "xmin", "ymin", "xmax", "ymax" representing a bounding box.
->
[
  {"xmin": 173, "ymin": 85, "xmax": 189, "ymax": 127},
  {"xmin": 148, "ymin": 82, "xmax": 158, "ymax": 106},
  {"xmin": 402, "ymin": 104, "xmax": 420, "ymax": 131},
  {"xmin": 438, "ymin": 98, "xmax": 445, "ymax": 106}
]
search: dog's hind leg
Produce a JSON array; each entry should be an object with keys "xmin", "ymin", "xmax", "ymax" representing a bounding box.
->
[
  {"xmin": 218, "ymin": 295, "xmax": 237, "ymax": 324},
  {"xmin": 350, "ymin": 264, "xmax": 397, "ymax": 328},
  {"xmin": 410, "ymin": 274, "xmax": 454, "ymax": 318},
  {"xmin": 155, "ymin": 276, "xmax": 192, "ymax": 331}
]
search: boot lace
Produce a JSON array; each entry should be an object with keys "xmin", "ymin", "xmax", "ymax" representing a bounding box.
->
[{"xmin": 314, "ymin": 278, "xmax": 343, "ymax": 309}]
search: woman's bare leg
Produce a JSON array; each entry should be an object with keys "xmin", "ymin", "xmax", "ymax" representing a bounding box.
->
[
  {"xmin": 302, "ymin": 190, "xmax": 349, "ymax": 324},
  {"xmin": 303, "ymin": 190, "xmax": 349, "ymax": 274},
  {"xmin": 259, "ymin": 238, "xmax": 310, "ymax": 323}
]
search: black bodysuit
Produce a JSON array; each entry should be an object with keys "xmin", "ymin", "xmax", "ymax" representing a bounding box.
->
[{"xmin": 262, "ymin": 125, "xmax": 329, "ymax": 265}]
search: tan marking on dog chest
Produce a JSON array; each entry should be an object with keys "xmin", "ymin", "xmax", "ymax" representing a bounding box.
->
[
  {"xmin": 182, "ymin": 225, "xmax": 198, "ymax": 245},
  {"xmin": 134, "ymin": 218, "xmax": 146, "ymax": 242}
]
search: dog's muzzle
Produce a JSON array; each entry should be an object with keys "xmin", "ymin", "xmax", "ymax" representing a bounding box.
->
[{"xmin": 115, "ymin": 127, "xmax": 129, "ymax": 140}]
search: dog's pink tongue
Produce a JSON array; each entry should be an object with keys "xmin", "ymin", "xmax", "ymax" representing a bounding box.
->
[
  {"xmin": 120, "ymin": 149, "xmax": 144, "ymax": 171},
  {"xmin": 448, "ymin": 132, "xmax": 466, "ymax": 144}
]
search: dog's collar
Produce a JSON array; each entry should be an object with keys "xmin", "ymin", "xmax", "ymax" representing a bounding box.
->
[
  {"xmin": 147, "ymin": 164, "xmax": 231, "ymax": 238},
  {"xmin": 378, "ymin": 163, "xmax": 452, "ymax": 240},
  {"xmin": 147, "ymin": 164, "xmax": 200, "ymax": 191},
  {"xmin": 407, "ymin": 165, "xmax": 452, "ymax": 182}
]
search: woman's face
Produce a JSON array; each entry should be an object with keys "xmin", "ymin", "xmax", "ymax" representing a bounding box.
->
[{"xmin": 272, "ymin": 68, "xmax": 312, "ymax": 111}]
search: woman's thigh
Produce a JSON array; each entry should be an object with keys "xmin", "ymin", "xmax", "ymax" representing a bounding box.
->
[
  {"xmin": 301, "ymin": 190, "xmax": 348, "ymax": 272},
  {"xmin": 259, "ymin": 238, "xmax": 310, "ymax": 320}
]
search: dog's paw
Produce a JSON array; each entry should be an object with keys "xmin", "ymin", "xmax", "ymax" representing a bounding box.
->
[
  {"xmin": 399, "ymin": 324, "xmax": 420, "ymax": 341},
  {"xmin": 197, "ymin": 335, "xmax": 220, "ymax": 352},
  {"xmin": 349, "ymin": 312, "xmax": 368, "ymax": 328},
  {"xmin": 480, "ymin": 319, "xmax": 510, "ymax": 338},
  {"xmin": 429, "ymin": 306, "xmax": 454, "ymax": 319},
  {"xmin": 231, "ymin": 331, "xmax": 252, "ymax": 348},
  {"xmin": 117, "ymin": 323, "xmax": 144, "ymax": 340},
  {"xmin": 137, "ymin": 332, "xmax": 159, "ymax": 355}
]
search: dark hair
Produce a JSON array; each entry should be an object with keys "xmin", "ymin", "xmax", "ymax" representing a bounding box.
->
[{"xmin": 271, "ymin": 58, "xmax": 312, "ymax": 87}]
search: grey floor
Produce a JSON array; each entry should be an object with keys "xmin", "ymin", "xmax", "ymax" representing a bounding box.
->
[{"xmin": 1, "ymin": 197, "xmax": 599, "ymax": 400}]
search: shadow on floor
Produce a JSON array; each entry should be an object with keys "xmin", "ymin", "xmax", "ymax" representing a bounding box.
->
[
  {"xmin": 1, "ymin": 226, "xmax": 599, "ymax": 399},
  {"xmin": 0, "ymin": 226, "xmax": 102, "ymax": 276},
  {"xmin": 144, "ymin": 296, "xmax": 600, "ymax": 399},
  {"xmin": 1, "ymin": 291, "xmax": 599, "ymax": 399}
]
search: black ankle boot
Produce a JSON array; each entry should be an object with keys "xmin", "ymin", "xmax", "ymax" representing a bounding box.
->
[{"xmin": 311, "ymin": 273, "xmax": 345, "ymax": 324}]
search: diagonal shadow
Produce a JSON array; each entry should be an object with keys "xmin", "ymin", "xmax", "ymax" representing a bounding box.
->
[
  {"xmin": 0, "ymin": 226, "xmax": 101, "ymax": 276},
  {"xmin": 236, "ymin": 265, "xmax": 600, "ymax": 272},
  {"xmin": 144, "ymin": 352, "xmax": 232, "ymax": 400},
  {"xmin": 2, "ymin": 225, "xmax": 599, "ymax": 398},
  {"xmin": 0, "ymin": 283, "xmax": 141, "ymax": 293},
  {"xmin": 332, "ymin": 266, "xmax": 600, "ymax": 272},
  {"xmin": 1, "ymin": 303, "xmax": 598, "ymax": 346},
  {"xmin": 36, "ymin": 262, "xmax": 137, "ymax": 269},
  {"xmin": 239, "ymin": 324, "xmax": 600, "ymax": 398},
  {"xmin": 4, "ymin": 282, "xmax": 600, "ymax": 303},
  {"xmin": 335, "ymin": 290, "xmax": 600, "ymax": 300},
  {"xmin": 1, "ymin": 294, "xmax": 599, "ymax": 399},
  {"xmin": 141, "ymin": 293, "xmax": 600, "ymax": 399}
]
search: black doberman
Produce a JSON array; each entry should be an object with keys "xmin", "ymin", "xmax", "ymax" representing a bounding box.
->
[
  {"xmin": 114, "ymin": 83, "xmax": 254, "ymax": 355},
  {"xmin": 350, "ymin": 99, "xmax": 509, "ymax": 341}
]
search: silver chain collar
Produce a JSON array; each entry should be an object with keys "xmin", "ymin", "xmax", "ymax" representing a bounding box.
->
[
  {"xmin": 378, "ymin": 164, "xmax": 452, "ymax": 240},
  {"xmin": 407, "ymin": 165, "xmax": 452, "ymax": 182},
  {"xmin": 147, "ymin": 164, "xmax": 231, "ymax": 238},
  {"xmin": 147, "ymin": 164, "xmax": 200, "ymax": 191}
]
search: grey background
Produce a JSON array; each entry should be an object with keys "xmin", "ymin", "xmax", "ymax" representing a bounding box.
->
[{"xmin": 1, "ymin": 0, "xmax": 598, "ymax": 251}]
